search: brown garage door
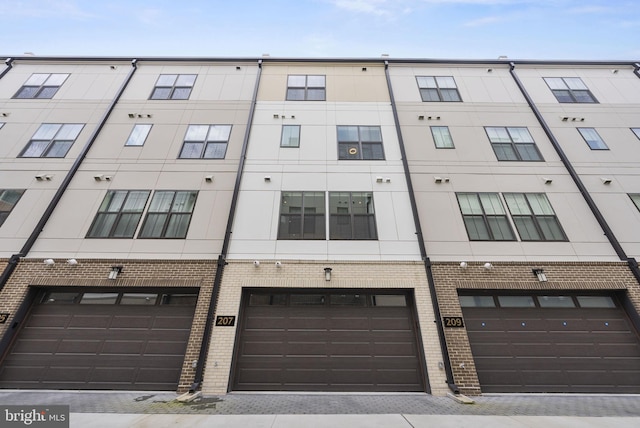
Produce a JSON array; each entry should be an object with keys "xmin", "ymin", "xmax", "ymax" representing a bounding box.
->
[
  {"xmin": 232, "ymin": 290, "xmax": 425, "ymax": 392},
  {"xmin": 460, "ymin": 293, "xmax": 640, "ymax": 393},
  {"xmin": 0, "ymin": 289, "xmax": 198, "ymax": 390}
]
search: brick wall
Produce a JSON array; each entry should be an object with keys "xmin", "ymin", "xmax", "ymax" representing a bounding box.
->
[
  {"xmin": 0, "ymin": 258, "xmax": 217, "ymax": 392},
  {"xmin": 430, "ymin": 261, "xmax": 640, "ymax": 395}
]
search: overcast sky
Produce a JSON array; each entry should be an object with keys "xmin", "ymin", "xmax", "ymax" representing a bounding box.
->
[{"xmin": 1, "ymin": 0, "xmax": 639, "ymax": 60}]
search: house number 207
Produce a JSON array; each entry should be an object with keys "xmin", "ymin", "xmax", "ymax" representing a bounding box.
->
[{"xmin": 215, "ymin": 316, "xmax": 236, "ymax": 326}]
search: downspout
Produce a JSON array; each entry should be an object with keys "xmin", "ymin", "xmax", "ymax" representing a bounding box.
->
[
  {"xmin": 0, "ymin": 58, "xmax": 14, "ymax": 80},
  {"xmin": 0, "ymin": 59, "xmax": 138, "ymax": 293},
  {"xmin": 190, "ymin": 59, "xmax": 263, "ymax": 393},
  {"xmin": 384, "ymin": 61, "xmax": 460, "ymax": 394},
  {"xmin": 508, "ymin": 62, "xmax": 640, "ymax": 285}
]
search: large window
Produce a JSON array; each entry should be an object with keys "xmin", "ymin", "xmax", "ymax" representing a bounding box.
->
[
  {"xmin": 431, "ymin": 126, "xmax": 455, "ymax": 149},
  {"xmin": 125, "ymin": 124, "xmax": 152, "ymax": 146},
  {"xmin": 138, "ymin": 191, "xmax": 197, "ymax": 238},
  {"xmin": 504, "ymin": 193, "xmax": 567, "ymax": 241},
  {"xmin": 329, "ymin": 192, "xmax": 377, "ymax": 240},
  {"xmin": 87, "ymin": 190, "xmax": 150, "ymax": 238},
  {"xmin": 456, "ymin": 193, "xmax": 515, "ymax": 241},
  {"xmin": 543, "ymin": 77, "xmax": 597, "ymax": 103},
  {"xmin": 178, "ymin": 124, "xmax": 232, "ymax": 159},
  {"xmin": 278, "ymin": 192, "xmax": 325, "ymax": 239},
  {"xmin": 485, "ymin": 127, "xmax": 543, "ymax": 161},
  {"xmin": 280, "ymin": 125, "xmax": 300, "ymax": 148},
  {"xmin": 150, "ymin": 74, "xmax": 196, "ymax": 100},
  {"xmin": 337, "ymin": 126, "xmax": 384, "ymax": 160},
  {"xmin": 578, "ymin": 128, "xmax": 608, "ymax": 150},
  {"xmin": 286, "ymin": 75, "xmax": 325, "ymax": 101},
  {"xmin": 0, "ymin": 189, "xmax": 25, "ymax": 227},
  {"xmin": 416, "ymin": 76, "xmax": 462, "ymax": 102},
  {"xmin": 13, "ymin": 73, "xmax": 69, "ymax": 99},
  {"xmin": 19, "ymin": 123, "xmax": 84, "ymax": 158}
]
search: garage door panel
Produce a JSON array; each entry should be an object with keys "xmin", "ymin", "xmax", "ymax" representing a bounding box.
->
[
  {"xmin": 101, "ymin": 340, "xmax": 146, "ymax": 354},
  {"xmin": 329, "ymin": 317, "xmax": 369, "ymax": 330},
  {"xmin": 26, "ymin": 314, "xmax": 71, "ymax": 328},
  {"xmin": 598, "ymin": 343, "xmax": 640, "ymax": 357},
  {"xmin": 110, "ymin": 316, "xmax": 154, "ymax": 329},
  {"xmin": 56, "ymin": 339, "xmax": 103, "ymax": 354}
]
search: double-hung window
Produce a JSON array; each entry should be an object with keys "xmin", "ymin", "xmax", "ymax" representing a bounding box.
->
[
  {"xmin": 178, "ymin": 125, "xmax": 232, "ymax": 159},
  {"xmin": 87, "ymin": 190, "xmax": 150, "ymax": 238},
  {"xmin": 544, "ymin": 77, "xmax": 597, "ymax": 103},
  {"xmin": 416, "ymin": 76, "xmax": 461, "ymax": 102},
  {"xmin": 485, "ymin": 127, "xmax": 543, "ymax": 161},
  {"xmin": 280, "ymin": 125, "xmax": 301, "ymax": 148},
  {"xmin": 578, "ymin": 128, "xmax": 608, "ymax": 150},
  {"xmin": 150, "ymin": 74, "xmax": 196, "ymax": 100},
  {"xmin": 337, "ymin": 126, "xmax": 384, "ymax": 160},
  {"xmin": 13, "ymin": 73, "xmax": 69, "ymax": 99},
  {"xmin": 456, "ymin": 193, "xmax": 515, "ymax": 241},
  {"xmin": 286, "ymin": 75, "xmax": 325, "ymax": 100},
  {"xmin": 138, "ymin": 191, "xmax": 198, "ymax": 238},
  {"xmin": 329, "ymin": 192, "xmax": 377, "ymax": 240},
  {"xmin": 125, "ymin": 124, "xmax": 152, "ymax": 146},
  {"xmin": 19, "ymin": 123, "xmax": 84, "ymax": 158},
  {"xmin": 431, "ymin": 126, "xmax": 455, "ymax": 149},
  {"xmin": 503, "ymin": 193, "xmax": 567, "ymax": 241},
  {"xmin": 0, "ymin": 189, "xmax": 25, "ymax": 227},
  {"xmin": 278, "ymin": 192, "xmax": 325, "ymax": 239}
]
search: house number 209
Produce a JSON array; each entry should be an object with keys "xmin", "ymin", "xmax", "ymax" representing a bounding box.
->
[{"xmin": 215, "ymin": 316, "xmax": 236, "ymax": 326}]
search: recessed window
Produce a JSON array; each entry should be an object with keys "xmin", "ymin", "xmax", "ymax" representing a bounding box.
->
[
  {"xmin": 337, "ymin": 125, "xmax": 384, "ymax": 160},
  {"xmin": 330, "ymin": 294, "xmax": 367, "ymax": 306},
  {"xmin": 538, "ymin": 296, "xmax": 575, "ymax": 308},
  {"xmin": 286, "ymin": 75, "xmax": 325, "ymax": 101},
  {"xmin": 456, "ymin": 193, "xmax": 515, "ymax": 241},
  {"xmin": 431, "ymin": 126, "xmax": 454, "ymax": 148},
  {"xmin": 578, "ymin": 128, "xmax": 608, "ymax": 150},
  {"xmin": 125, "ymin": 124, "xmax": 152, "ymax": 146},
  {"xmin": 503, "ymin": 193, "xmax": 567, "ymax": 241},
  {"xmin": 280, "ymin": 125, "xmax": 300, "ymax": 147},
  {"xmin": 576, "ymin": 296, "xmax": 616, "ymax": 308},
  {"xmin": 416, "ymin": 76, "xmax": 462, "ymax": 102},
  {"xmin": 290, "ymin": 294, "xmax": 325, "ymax": 305},
  {"xmin": 544, "ymin": 77, "xmax": 597, "ymax": 103},
  {"xmin": 498, "ymin": 295, "xmax": 535, "ymax": 308},
  {"xmin": 459, "ymin": 295, "xmax": 495, "ymax": 308},
  {"xmin": 485, "ymin": 127, "xmax": 543, "ymax": 161},
  {"xmin": 0, "ymin": 189, "xmax": 25, "ymax": 227},
  {"xmin": 86, "ymin": 190, "xmax": 150, "ymax": 238},
  {"xmin": 329, "ymin": 192, "xmax": 377, "ymax": 240},
  {"xmin": 80, "ymin": 293, "xmax": 119, "ymax": 304},
  {"xmin": 19, "ymin": 123, "xmax": 84, "ymax": 158},
  {"xmin": 138, "ymin": 191, "xmax": 197, "ymax": 239},
  {"xmin": 13, "ymin": 73, "xmax": 69, "ymax": 99},
  {"xmin": 278, "ymin": 191, "xmax": 325, "ymax": 239},
  {"xmin": 631, "ymin": 128, "xmax": 640, "ymax": 140},
  {"xmin": 150, "ymin": 74, "xmax": 196, "ymax": 100},
  {"xmin": 178, "ymin": 124, "xmax": 232, "ymax": 159},
  {"xmin": 629, "ymin": 194, "xmax": 640, "ymax": 212},
  {"xmin": 120, "ymin": 293, "xmax": 158, "ymax": 305},
  {"xmin": 372, "ymin": 295, "xmax": 407, "ymax": 307}
]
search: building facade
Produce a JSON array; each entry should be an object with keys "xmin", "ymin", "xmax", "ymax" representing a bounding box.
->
[{"xmin": 0, "ymin": 56, "xmax": 639, "ymax": 395}]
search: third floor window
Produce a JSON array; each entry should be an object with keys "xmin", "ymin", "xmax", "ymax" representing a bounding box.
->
[
  {"xmin": 544, "ymin": 77, "xmax": 597, "ymax": 103},
  {"xmin": 13, "ymin": 73, "xmax": 69, "ymax": 99},
  {"xmin": 337, "ymin": 126, "xmax": 384, "ymax": 160},
  {"xmin": 286, "ymin": 75, "xmax": 325, "ymax": 101},
  {"xmin": 150, "ymin": 74, "xmax": 197, "ymax": 100},
  {"xmin": 416, "ymin": 76, "xmax": 461, "ymax": 102},
  {"xmin": 485, "ymin": 127, "xmax": 543, "ymax": 161}
]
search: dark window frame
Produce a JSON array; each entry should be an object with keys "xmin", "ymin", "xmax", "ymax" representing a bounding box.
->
[
  {"xmin": 86, "ymin": 190, "xmax": 151, "ymax": 238},
  {"xmin": 329, "ymin": 191, "xmax": 378, "ymax": 240},
  {"xmin": 337, "ymin": 125, "xmax": 385, "ymax": 160},
  {"xmin": 503, "ymin": 192, "xmax": 568, "ymax": 241},
  {"xmin": 18, "ymin": 123, "xmax": 84, "ymax": 158},
  {"xmin": 416, "ymin": 75, "xmax": 462, "ymax": 102},
  {"xmin": 149, "ymin": 74, "xmax": 197, "ymax": 100},
  {"xmin": 456, "ymin": 192, "xmax": 516, "ymax": 241},
  {"xmin": 577, "ymin": 127, "xmax": 609, "ymax": 150},
  {"xmin": 125, "ymin": 124, "xmax": 152, "ymax": 147},
  {"xmin": 631, "ymin": 128, "xmax": 640, "ymax": 140},
  {"xmin": 430, "ymin": 126, "xmax": 455, "ymax": 149},
  {"xmin": 0, "ymin": 189, "xmax": 25, "ymax": 228},
  {"xmin": 13, "ymin": 73, "xmax": 69, "ymax": 99},
  {"xmin": 277, "ymin": 191, "xmax": 326, "ymax": 240},
  {"xmin": 543, "ymin": 77, "xmax": 598, "ymax": 103},
  {"xmin": 630, "ymin": 194, "xmax": 640, "ymax": 212},
  {"xmin": 484, "ymin": 126, "xmax": 544, "ymax": 161},
  {"xmin": 280, "ymin": 125, "xmax": 301, "ymax": 148},
  {"xmin": 178, "ymin": 124, "xmax": 232, "ymax": 159},
  {"xmin": 286, "ymin": 75, "xmax": 326, "ymax": 101},
  {"xmin": 138, "ymin": 190, "xmax": 198, "ymax": 239}
]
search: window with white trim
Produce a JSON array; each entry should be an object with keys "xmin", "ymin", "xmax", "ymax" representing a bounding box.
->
[
  {"xmin": 150, "ymin": 74, "xmax": 196, "ymax": 100},
  {"xmin": 19, "ymin": 123, "xmax": 84, "ymax": 158},
  {"xmin": 485, "ymin": 127, "xmax": 543, "ymax": 161},
  {"xmin": 13, "ymin": 73, "xmax": 69, "ymax": 99}
]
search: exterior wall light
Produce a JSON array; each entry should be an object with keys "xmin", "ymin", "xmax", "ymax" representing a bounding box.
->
[
  {"xmin": 108, "ymin": 266, "xmax": 123, "ymax": 280},
  {"xmin": 66, "ymin": 259, "xmax": 78, "ymax": 265},
  {"xmin": 459, "ymin": 262, "xmax": 468, "ymax": 269},
  {"xmin": 532, "ymin": 268, "xmax": 547, "ymax": 282},
  {"xmin": 483, "ymin": 263, "xmax": 493, "ymax": 270},
  {"xmin": 324, "ymin": 267, "xmax": 332, "ymax": 281},
  {"xmin": 43, "ymin": 259, "xmax": 55, "ymax": 265}
]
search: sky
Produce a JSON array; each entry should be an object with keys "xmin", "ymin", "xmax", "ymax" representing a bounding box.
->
[{"xmin": 1, "ymin": 0, "xmax": 639, "ymax": 60}]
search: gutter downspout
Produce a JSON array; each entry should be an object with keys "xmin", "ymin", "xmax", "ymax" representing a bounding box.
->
[
  {"xmin": 508, "ymin": 62, "xmax": 640, "ymax": 285},
  {"xmin": 0, "ymin": 58, "xmax": 14, "ymax": 80},
  {"xmin": 0, "ymin": 59, "xmax": 138, "ymax": 293},
  {"xmin": 190, "ymin": 59, "xmax": 263, "ymax": 393},
  {"xmin": 384, "ymin": 61, "xmax": 460, "ymax": 394}
]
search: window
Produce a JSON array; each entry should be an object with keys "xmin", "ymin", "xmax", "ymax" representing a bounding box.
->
[
  {"xmin": 0, "ymin": 189, "xmax": 25, "ymax": 227},
  {"xmin": 280, "ymin": 125, "xmax": 300, "ymax": 147},
  {"xmin": 13, "ymin": 73, "xmax": 69, "ymax": 99},
  {"xmin": 0, "ymin": 123, "xmax": 4, "ymax": 129},
  {"xmin": 337, "ymin": 126, "xmax": 384, "ymax": 160},
  {"xmin": 503, "ymin": 193, "xmax": 567, "ymax": 241},
  {"xmin": 329, "ymin": 192, "xmax": 377, "ymax": 240},
  {"xmin": 630, "ymin": 194, "xmax": 640, "ymax": 212},
  {"xmin": 150, "ymin": 74, "xmax": 196, "ymax": 100},
  {"xmin": 431, "ymin": 126, "xmax": 454, "ymax": 148},
  {"xmin": 125, "ymin": 124, "xmax": 152, "ymax": 146},
  {"xmin": 416, "ymin": 76, "xmax": 461, "ymax": 102},
  {"xmin": 578, "ymin": 128, "xmax": 608, "ymax": 150},
  {"xmin": 485, "ymin": 127, "xmax": 543, "ymax": 161},
  {"xmin": 178, "ymin": 124, "xmax": 232, "ymax": 159},
  {"xmin": 544, "ymin": 77, "xmax": 597, "ymax": 103},
  {"xmin": 278, "ymin": 192, "xmax": 325, "ymax": 239},
  {"xmin": 286, "ymin": 75, "xmax": 325, "ymax": 100},
  {"xmin": 86, "ymin": 190, "xmax": 150, "ymax": 238},
  {"xmin": 456, "ymin": 193, "xmax": 515, "ymax": 241},
  {"xmin": 631, "ymin": 128, "xmax": 640, "ymax": 140},
  {"xmin": 138, "ymin": 191, "xmax": 197, "ymax": 238},
  {"xmin": 19, "ymin": 123, "xmax": 84, "ymax": 158}
]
